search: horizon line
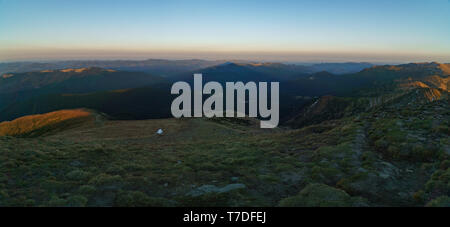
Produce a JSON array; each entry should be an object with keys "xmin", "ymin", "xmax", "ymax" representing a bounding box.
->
[{"xmin": 1, "ymin": 58, "xmax": 448, "ymax": 66}]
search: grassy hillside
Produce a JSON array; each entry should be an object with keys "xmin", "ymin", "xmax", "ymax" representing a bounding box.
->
[
  {"xmin": 0, "ymin": 109, "xmax": 95, "ymax": 137},
  {"xmin": 0, "ymin": 96, "xmax": 448, "ymax": 206}
]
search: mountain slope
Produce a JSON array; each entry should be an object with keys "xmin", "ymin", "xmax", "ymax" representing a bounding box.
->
[
  {"xmin": 0, "ymin": 67, "xmax": 165, "ymax": 94},
  {"xmin": 0, "ymin": 96, "xmax": 447, "ymax": 206},
  {"xmin": 0, "ymin": 109, "xmax": 96, "ymax": 137},
  {"xmin": 173, "ymin": 62, "xmax": 309, "ymax": 84},
  {"xmin": 0, "ymin": 67, "xmax": 167, "ymax": 112},
  {"xmin": 308, "ymin": 62, "xmax": 373, "ymax": 74},
  {"xmin": 285, "ymin": 62, "xmax": 449, "ymax": 128},
  {"xmin": 0, "ymin": 59, "xmax": 227, "ymax": 77},
  {"xmin": 0, "ymin": 85, "xmax": 173, "ymax": 121}
]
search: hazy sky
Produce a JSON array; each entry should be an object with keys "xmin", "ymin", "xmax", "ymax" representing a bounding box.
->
[{"xmin": 0, "ymin": 0, "xmax": 449, "ymax": 63}]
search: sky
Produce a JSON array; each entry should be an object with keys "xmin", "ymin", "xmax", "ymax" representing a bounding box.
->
[{"xmin": 0, "ymin": 0, "xmax": 449, "ymax": 63}]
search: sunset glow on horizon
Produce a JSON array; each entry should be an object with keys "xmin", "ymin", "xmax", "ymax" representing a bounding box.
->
[{"xmin": 1, "ymin": 0, "xmax": 449, "ymax": 63}]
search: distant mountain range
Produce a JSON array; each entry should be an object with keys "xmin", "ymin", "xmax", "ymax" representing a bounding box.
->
[
  {"xmin": 0, "ymin": 59, "xmax": 226, "ymax": 77},
  {"xmin": 306, "ymin": 62, "xmax": 374, "ymax": 74},
  {"xmin": 0, "ymin": 59, "xmax": 374, "ymax": 77},
  {"xmin": 0, "ymin": 61, "xmax": 448, "ymax": 123},
  {"xmin": 0, "ymin": 67, "xmax": 165, "ymax": 113},
  {"xmin": 0, "ymin": 67, "xmax": 165, "ymax": 94}
]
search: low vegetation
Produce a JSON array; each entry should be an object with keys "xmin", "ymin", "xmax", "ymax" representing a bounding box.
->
[{"xmin": 0, "ymin": 109, "xmax": 94, "ymax": 137}]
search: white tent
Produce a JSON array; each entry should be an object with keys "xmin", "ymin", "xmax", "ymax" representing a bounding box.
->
[{"xmin": 156, "ymin": 129, "xmax": 163, "ymax": 135}]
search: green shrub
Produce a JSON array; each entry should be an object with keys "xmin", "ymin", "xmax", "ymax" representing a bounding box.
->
[
  {"xmin": 115, "ymin": 191, "xmax": 175, "ymax": 207},
  {"xmin": 47, "ymin": 196, "xmax": 67, "ymax": 207},
  {"xmin": 374, "ymin": 139, "xmax": 388, "ymax": 151},
  {"xmin": 426, "ymin": 196, "xmax": 450, "ymax": 207},
  {"xmin": 412, "ymin": 190, "xmax": 425, "ymax": 203},
  {"xmin": 78, "ymin": 185, "xmax": 96, "ymax": 196},
  {"xmin": 66, "ymin": 169, "xmax": 90, "ymax": 181},
  {"xmin": 67, "ymin": 195, "xmax": 88, "ymax": 207},
  {"xmin": 432, "ymin": 125, "xmax": 449, "ymax": 135},
  {"xmin": 278, "ymin": 183, "xmax": 368, "ymax": 207},
  {"xmin": 311, "ymin": 166, "xmax": 341, "ymax": 184},
  {"xmin": 123, "ymin": 163, "xmax": 146, "ymax": 171},
  {"xmin": 40, "ymin": 179, "xmax": 68, "ymax": 194},
  {"xmin": 0, "ymin": 173, "xmax": 8, "ymax": 183},
  {"xmin": 336, "ymin": 172, "xmax": 369, "ymax": 194},
  {"xmin": 106, "ymin": 165, "xmax": 125, "ymax": 175},
  {"xmin": 88, "ymin": 174, "xmax": 123, "ymax": 186},
  {"xmin": 425, "ymin": 169, "xmax": 450, "ymax": 195},
  {"xmin": 440, "ymin": 160, "xmax": 450, "ymax": 170}
]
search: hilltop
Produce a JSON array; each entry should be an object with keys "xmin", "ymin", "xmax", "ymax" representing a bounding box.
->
[{"xmin": 0, "ymin": 109, "xmax": 97, "ymax": 137}]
